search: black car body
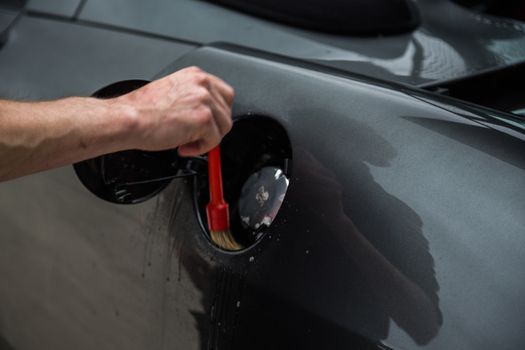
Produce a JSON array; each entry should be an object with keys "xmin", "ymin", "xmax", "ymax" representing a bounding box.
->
[{"xmin": 0, "ymin": 1, "xmax": 524, "ymax": 349}]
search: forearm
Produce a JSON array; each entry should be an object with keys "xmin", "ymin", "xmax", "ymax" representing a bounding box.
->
[
  {"xmin": 0, "ymin": 67, "xmax": 234, "ymax": 182},
  {"xmin": 0, "ymin": 97, "xmax": 137, "ymax": 181}
]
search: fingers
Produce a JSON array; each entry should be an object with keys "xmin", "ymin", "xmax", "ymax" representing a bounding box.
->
[
  {"xmin": 176, "ymin": 66, "xmax": 234, "ymax": 105},
  {"xmin": 191, "ymin": 82, "xmax": 232, "ymax": 155},
  {"xmin": 175, "ymin": 67, "xmax": 234, "ymax": 132},
  {"xmin": 177, "ymin": 103, "xmax": 223, "ymax": 157},
  {"xmin": 178, "ymin": 140, "xmax": 204, "ymax": 157},
  {"xmin": 208, "ymin": 84, "xmax": 233, "ymax": 137},
  {"xmin": 183, "ymin": 67, "xmax": 234, "ymax": 155},
  {"xmin": 207, "ymin": 74, "xmax": 235, "ymax": 106},
  {"xmin": 135, "ymin": 66, "xmax": 235, "ymax": 154}
]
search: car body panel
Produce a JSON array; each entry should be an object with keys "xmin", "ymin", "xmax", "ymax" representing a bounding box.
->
[
  {"xmin": 25, "ymin": 0, "xmax": 82, "ymax": 18},
  {"xmin": 1, "ymin": 28, "xmax": 524, "ymax": 349},
  {"xmin": 2, "ymin": 1, "xmax": 525, "ymax": 349},
  {"xmin": 160, "ymin": 46, "xmax": 525, "ymax": 350},
  {"xmin": 0, "ymin": 5, "xmax": 20, "ymax": 47},
  {"xmin": 0, "ymin": 15, "xmax": 195, "ymax": 100},
  {"xmin": 77, "ymin": 0, "xmax": 525, "ymax": 86}
]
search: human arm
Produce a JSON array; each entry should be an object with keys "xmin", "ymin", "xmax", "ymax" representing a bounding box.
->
[{"xmin": 0, "ymin": 66, "xmax": 234, "ymax": 181}]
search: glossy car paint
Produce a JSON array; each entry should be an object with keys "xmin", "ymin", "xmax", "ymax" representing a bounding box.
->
[
  {"xmin": 159, "ymin": 46, "xmax": 525, "ymax": 350},
  {"xmin": 205, "ymin": 0, "xmax": 421, "ymax": 35},
  {"xmin": 1, "ymin": 2, "xmax": 525, "ymax": 350},
  {"xmin": 25, "ymin": 0, "xmax": 82, "ymax": 18},
  {"xmin": 78, "ymin": 0, "xmax": 525, "ymax": 86},
  {"xmin": 0, "ymin": 4, "xmax": 21, "ymax": 48}
]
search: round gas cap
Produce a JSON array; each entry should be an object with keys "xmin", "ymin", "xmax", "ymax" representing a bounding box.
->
[{"xmin": 238, "ymin": 166, "xmax": 289, "ymax": 231}]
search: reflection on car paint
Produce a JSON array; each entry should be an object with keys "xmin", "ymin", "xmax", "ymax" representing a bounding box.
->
[{"xmin": 78, "ymin": 0, "xmax": 525, "ymax": 86}]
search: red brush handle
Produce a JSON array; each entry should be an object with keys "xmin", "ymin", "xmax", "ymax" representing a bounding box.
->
[{"xmin": 206, "ymin": 146, "xmax": 230, "ymax": 231}]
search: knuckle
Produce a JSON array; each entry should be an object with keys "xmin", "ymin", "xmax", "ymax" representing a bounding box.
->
[
  {"xmin": 193, "ymin": 73, "xmax": 209, "ymax": 86},
  {"xmin": 221, "ymin": 112, "xmax": 233, "ymax": 133},
  {"xmin": 226, "ymin": 85, "xmax": 235, "ymax": 100},
  {"xmin": 186, "ymin": 66, "xmax": 202, "ymax": 73},
  {"xmin": 195, "ymin": 105, "xmax": 213, "ymax": 124},
  {"xmin": 208, "ymin": 134, "xmax": 221, "ymax": 148},
  {"xmin": 194, "ymin": 86, "xmax": 210, "ymax": 101},
  {"xmin": 225, "ymin": 117, "xmax": 233, "ymax": 132}
]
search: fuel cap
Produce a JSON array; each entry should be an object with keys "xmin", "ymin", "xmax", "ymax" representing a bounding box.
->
[
  {"xmin": 238, "ymin": 166, "xmax": 289, "ymax": 231},
  {"xmin": 194, "ymin": 116, "xmax": 292, "ymax": 251}
]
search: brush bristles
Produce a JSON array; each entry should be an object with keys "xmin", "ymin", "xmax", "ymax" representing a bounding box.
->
[{"xmin": 210, "ymin": 230, "xmax": 243, "ymax": 251}]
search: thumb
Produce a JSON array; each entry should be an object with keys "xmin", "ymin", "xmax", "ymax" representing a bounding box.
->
[{"xmin": 178, "ymin": 141, "xmax": 206, "ymax": 157}]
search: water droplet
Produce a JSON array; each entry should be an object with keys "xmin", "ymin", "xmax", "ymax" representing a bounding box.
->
[
  {"xmin": 236, "ymin": 301, "xmax": 241, "ymax": 308},
  {"xmin": 249, "ymin": 256, "xmax": 255, "ymax": 263},
  {"xmin": 210, "ymin": 305, "xmax": 216, "ymax": 321},
  {"xmin": 305, "ymin": 250, "xmax": 310, "ymax": 255}
]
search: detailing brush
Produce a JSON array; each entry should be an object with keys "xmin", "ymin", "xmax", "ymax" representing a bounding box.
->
[{"xmin": 206, "ymin": 146, "xmax": 242, "ymax": 250}]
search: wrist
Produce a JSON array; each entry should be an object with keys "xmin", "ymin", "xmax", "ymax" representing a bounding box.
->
[{"xmin": 101, "ymin": 97, "xmax": 143, "ymax": 152}]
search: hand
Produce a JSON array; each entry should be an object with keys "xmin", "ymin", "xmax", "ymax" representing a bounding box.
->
[{"xmin": 115, "ymin": 66, "xmax": 234, "ymax": 156}]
